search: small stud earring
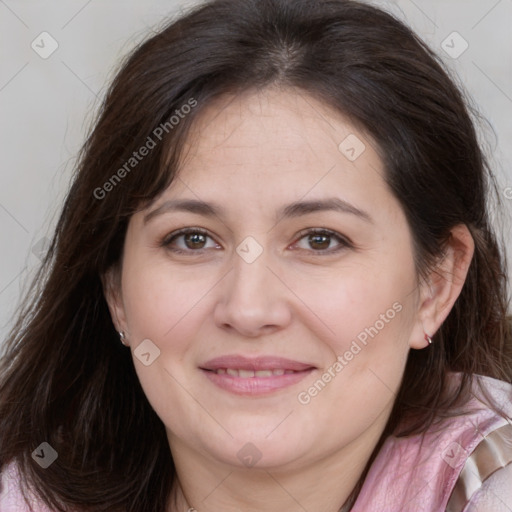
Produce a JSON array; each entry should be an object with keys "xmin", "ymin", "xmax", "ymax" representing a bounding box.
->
[
  {"xmin": 425, "ymin": 333, "xmax": 433, "ymax": 345},
  {"xmin": 118, "ymin": 331, "xmax": 129, "ymax": 346}
]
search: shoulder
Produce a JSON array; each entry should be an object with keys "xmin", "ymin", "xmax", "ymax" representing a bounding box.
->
[
  {"xmin": 0, "ymin": 460, "xmax": 53, "ymax": 512},
  {"xmin": 459, "ymin": 463, "xmax": 512, "ymax": 512},
  {"xmin": 351, "ymin": 372, "xmax": 512, "ymax": 512},
  {"xmin": 447, "ymin": 396, "xmax": 512, "ymax": 512}
]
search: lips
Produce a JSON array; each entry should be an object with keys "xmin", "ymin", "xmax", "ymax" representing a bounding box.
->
[
  {"xmin": 200, "ymin": 355, "xmax": 316, "ymax": 395},
  {"xmin": 215, "ymin": 368, "xmax": 293, "ymax": 377},
  {"xmin": 200, "ymin": 355, "xmax": 315, "ymax": 373}
]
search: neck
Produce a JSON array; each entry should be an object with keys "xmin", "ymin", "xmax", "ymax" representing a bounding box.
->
[
  {"xmin": 166, "ymin": 423, "xmax": 386, "ymax": 512},
  {"xmin": 169, "ymin": 462, "xmax": 358, "ymax": 512}
]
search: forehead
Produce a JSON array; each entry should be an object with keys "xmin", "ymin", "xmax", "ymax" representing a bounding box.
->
[
  {"xmin": 181, "ymin": 87, "xmax": 361, "ymax": 170},
  {"xmin": 176, "ymin": 87, "xmax": 384, "ymax": 188},
  {"xmin": 147, "ymin": 87, "xmax": 400, "ymax": 229}
]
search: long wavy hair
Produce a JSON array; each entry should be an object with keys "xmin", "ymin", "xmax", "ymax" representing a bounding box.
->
[{"xmin": 1, "ymin": 0, "xmax": 511, "ymax": 510}]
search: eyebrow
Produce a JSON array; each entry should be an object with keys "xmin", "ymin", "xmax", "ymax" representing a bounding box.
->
[{"xmin": 143, "ymin": 197, "xmax": 373, "ymax": 224}]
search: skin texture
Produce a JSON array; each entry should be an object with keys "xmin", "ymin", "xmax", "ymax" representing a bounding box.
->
[{"xmin": 104, "ymin": 87, "xmax": 474, "ymax": 512}]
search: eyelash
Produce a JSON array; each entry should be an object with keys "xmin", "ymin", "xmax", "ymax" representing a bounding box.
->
[{"xmin": 161, "ymin": 227, "xmax": 353, "ymax": 256}]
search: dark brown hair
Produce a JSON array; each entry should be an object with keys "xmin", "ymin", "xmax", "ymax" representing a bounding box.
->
[{"xmin": 1, "ymin": 0, "xmax": 511, "ymax": 510}]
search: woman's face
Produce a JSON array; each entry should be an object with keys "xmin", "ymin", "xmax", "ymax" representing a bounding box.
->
[{"xmin": 109, "ymin": 88, "xmax": 428, "ymax": 471}]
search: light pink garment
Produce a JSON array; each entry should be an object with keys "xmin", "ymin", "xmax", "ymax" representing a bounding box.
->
[
  {"xmin": 0, "ymin": 462, "xmax": 52, "ymax": 512},
  {"xmin": 1, "ymin": 372, "xmax": 511, "ymax": 511},
  {"xmin": 352, "ymin": 373, "xmax": 512, "ymax": 511}
]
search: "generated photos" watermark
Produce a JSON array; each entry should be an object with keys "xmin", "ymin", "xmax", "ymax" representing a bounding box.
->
[
  {"xmin": 297, "ymin": 301, "xmax": 403, "ymax": 405},
  {"xmin": 93, "ymin": 98, "xmax": 197, "ymax": 200}
]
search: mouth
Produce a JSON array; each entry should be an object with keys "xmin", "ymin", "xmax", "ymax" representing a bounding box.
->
[
  {"xmin": 208, "ymin": 368, "xmax": 299, "ymax": 377},
  {"xmin": 200, "ymin": 355, "xmax": 316, "ymax": 395}
]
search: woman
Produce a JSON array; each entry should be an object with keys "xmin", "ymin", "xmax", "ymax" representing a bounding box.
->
[{"xmin": 1, "ymin": 0, "xmax": 511, "ymax": 510}]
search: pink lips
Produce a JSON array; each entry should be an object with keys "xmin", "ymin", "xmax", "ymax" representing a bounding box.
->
[
  {"xmin": 200, "ymin": 355, "xmax": 316, "ymax": 396},
  {"xmin": 202, "ymin": 355, "xmax": 314, "ymax": 372}
]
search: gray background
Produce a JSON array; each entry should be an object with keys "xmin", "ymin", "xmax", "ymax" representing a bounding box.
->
[{"xmin": 1, "ymin": 0, "xmax": 511, "ymax": 346}]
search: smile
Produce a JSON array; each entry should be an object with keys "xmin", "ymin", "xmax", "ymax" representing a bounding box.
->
[{"xmin": 212, "ymin": 368, "xmax": 298, "ymax": 377}]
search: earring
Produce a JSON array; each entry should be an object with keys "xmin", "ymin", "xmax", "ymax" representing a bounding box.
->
[
  {"xmin": 118, "ymin": 331, "xmax": 129, "ymax": 346},
  {"xmin": 424, "ymin": 333, "xmax": 433, "ymax": 345}
]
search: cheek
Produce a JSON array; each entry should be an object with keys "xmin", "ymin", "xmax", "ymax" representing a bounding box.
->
[
  {"xmin": 120, "ymin": 258, "xmax": 214, "ymax": 433},
  {"xmin": 294, "ymin": 269, "xmax": 416, "ymax": 435},
  {"xmin": 290, "ymin": 256, "xmax": 417, "ymax": 353},
  {"xmin": 121, "ymin": 255, "xmax": 216, "ymax": 343}
]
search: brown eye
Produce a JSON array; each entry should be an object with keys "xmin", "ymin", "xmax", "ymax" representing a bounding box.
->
[
  {"xmin": 308, "ymin": 233, "xmax": 331, "ymax": 250},
  {"xmin": 183, "ymin": 232, "xmax": 207, "ymax": 249},
  {"xmin": 162, "ymin": 228, "xmax": 220, "ymax": 254},
  {"xmin": 293, "ymin": 229, "xmax": 352, "ymax": 254}
]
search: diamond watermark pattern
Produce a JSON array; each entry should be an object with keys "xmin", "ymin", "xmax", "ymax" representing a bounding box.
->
[
  {"xmin": 134, "ymin": 338, "xmax": 161, "ymax": 366},
  {"xmin": 31, "ymin": 236, "xmax": 50, "ymax": 261},
  {"xmin": 237, "ymin": 442, "xmax": 262, "ymax": 467},
  {"xmin": 31, "ymin": 442, "xmax": 58, "ymax": 469},
  {"xmin": 441, "ymin": 441, "xmax": 468, "ymax": 469},
  {"xmin": 31, "ymin": 32, "xmax": 59, "ymax": 59},
  {"xmin": 441, "ymin": 32, "xmax": 469, "ymax": 59},
  {"xmin": 236, "ymin": 236, "xmax": 263, "ymax": 264},
  {"xmin": 338, "ymin": 134, "xmax": 366, "ymax": 162}
]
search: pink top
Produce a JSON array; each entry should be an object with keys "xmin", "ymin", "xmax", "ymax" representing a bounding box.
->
[
  {"xmin": 1, "ymin": 372, "xmax": 512, "ymax": 512},
  {"xmin": 352, "ymin": 373, "xmax": 512, "ymax": 511}
]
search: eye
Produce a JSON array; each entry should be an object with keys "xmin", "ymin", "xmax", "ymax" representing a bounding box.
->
[
  {"xmin": 161, "ymin": 227, "xmax": 352, "ymax": 256},
  {"xmin": 292, "ymin": 228, "xmax": 352, "ymax": 254},
  {"xmin": 161, "ymin": 228, "xmax": 221, "ymax": 254}
]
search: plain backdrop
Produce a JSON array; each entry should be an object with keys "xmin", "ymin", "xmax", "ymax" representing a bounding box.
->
[{"xmin": 1, "ymin": 0, "xmax": 511, "ymax": 346}]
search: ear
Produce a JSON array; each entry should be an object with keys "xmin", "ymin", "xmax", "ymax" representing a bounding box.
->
[
  {"xmin": 101, "ymin": 266, "xmax": 129, "ymax": 343},
  {"xmin": 409, "ymin": 224, "xmax": 475, "ymax": 349}
]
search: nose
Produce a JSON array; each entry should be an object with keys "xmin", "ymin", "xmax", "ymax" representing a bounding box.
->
[{"xmin": 213, "ymin": 248, "xmax": 292, "ymax": 338}]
